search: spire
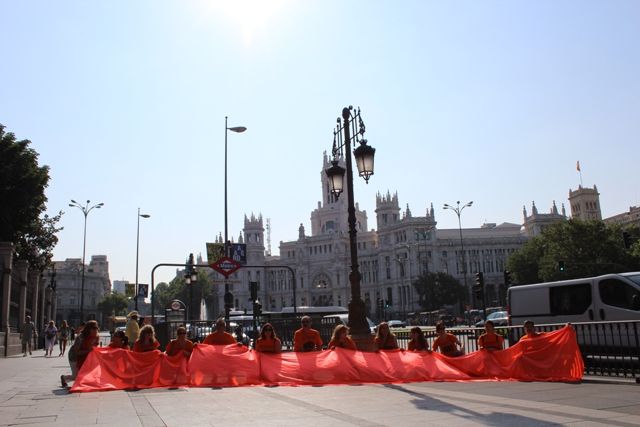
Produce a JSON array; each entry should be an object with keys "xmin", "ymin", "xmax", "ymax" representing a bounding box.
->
[
  {"xmin": 552, "ymin": 200, "xmax": 558, "ymax": 215},
  {"xmin": 561, "ymin": 203, "xmax": 567, "ymax": 217},
  {"xmin": 522, "ymin": 205, "xmax": 527, "ymax": 220},
  {"xmin": 430, "ymin": 203, "xmax": 434, "ymax": 218},
  {"xmin": 406, "ymin": 203, "xmax": 412, "ymax": 218},
  {"xmin": 532, "ymin": 201, "xmax": 538, "ymax": 215}
]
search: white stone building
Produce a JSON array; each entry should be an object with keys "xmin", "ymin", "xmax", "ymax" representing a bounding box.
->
[{"xmin": 211, "ymin": 154, "xmax": 528, "ymax": 320}]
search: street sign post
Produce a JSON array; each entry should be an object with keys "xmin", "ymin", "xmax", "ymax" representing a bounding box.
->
[{"xmin": 210, "ymin": 256, "xmax": 242, "ymax": 278}]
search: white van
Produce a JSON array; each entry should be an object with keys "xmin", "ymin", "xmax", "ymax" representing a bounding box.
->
[
  {"xmin": 508, "ymin": 272, "xmax": 640, "ymax": 350},
  {"xmin": 508, "ymin": 272, "xmax": 640, "ymax": 325}
]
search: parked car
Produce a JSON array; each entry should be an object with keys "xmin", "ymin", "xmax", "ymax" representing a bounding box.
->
[
  {"xmin": 475, "ymin": 311, "xmax": 509, "ymax": 327},
  {"xmin": 387, "ymin": 320, "xmax": 407, "ymax": 328}
]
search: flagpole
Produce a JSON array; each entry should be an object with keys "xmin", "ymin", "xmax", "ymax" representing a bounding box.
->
[{"xmin": 577, "ymin": 161, "xmax": 583, "ymax": 187}]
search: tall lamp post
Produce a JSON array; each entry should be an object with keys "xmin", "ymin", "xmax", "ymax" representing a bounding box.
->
[
  {"xmin": 224, "ymin": 116, "xmax": 246, "ymax": 325},
  {"xmin": 325, "ymin": 106, "xmax": 376, "ymax": 349},
  {"xmin": 135, "ymin": 208, "xmax": 151, "ymax": 311},
  {"xmin": 69, "ymin": 199, "xmax": 104, "ymax": 321},
  {"xmin": 443, "ymin": 201, "xmax": 473, "ymax": 305},
  {"xmin": 184, "ymin": 253, "xmax": 197, "ymax": 320}
]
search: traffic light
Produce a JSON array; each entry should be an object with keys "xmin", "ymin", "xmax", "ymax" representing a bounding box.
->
[
  {"xmin": 558, "ymin": 261, "xmax": 565, "ymax": 272},
  {"xmin": 385, "ymin": 300, "xmax": 390, "ymax": 309},
  {"xmin": 473, "ymin": 272, "xmax": 484, "ymax": 299},
  {"xmin": 504, "ymin": 270, "xmax": 512, "ymax": 287},
  {"xmin": 253, "ymin": 300, "xmax": 262, "ymax": 317},
  {"xmin": 249, "ymin": 281, "xmax": 258, "ymax": 301}
]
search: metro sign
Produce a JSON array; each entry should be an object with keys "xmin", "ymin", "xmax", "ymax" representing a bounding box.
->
[{"xmin": 210, "ymin": 256, "xmax": 242, "ymax": 278}]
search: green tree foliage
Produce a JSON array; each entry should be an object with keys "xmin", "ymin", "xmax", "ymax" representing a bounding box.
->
[
  {"xmin": 152, "ymin": 269, "xmax": 217, "ymax": 318},
  {"xmin": 97, "ymin": 292, "xmax": 129, "ymax": 318},
  {"xmin": 0, "ymin": 124, "xmax": 62, "ymax": 270},
  {"xmin": 507, "ymin": 219, "xmax": 640, "ymax": 284},
  {"xmin": 412, "ymin": 272, "xmax": 466, "ymax": 311}
]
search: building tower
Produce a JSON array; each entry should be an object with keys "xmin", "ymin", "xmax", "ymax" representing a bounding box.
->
[{"xmin": 569, "ymin": 185, "xmax": 602, "ymax": 221}]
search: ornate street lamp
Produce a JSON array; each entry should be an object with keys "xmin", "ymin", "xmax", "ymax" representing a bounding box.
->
[
  {"xmin": 325, "ymin": 106, "xmax": 376, "ymax": 349},
  {"xmin": 69, "ymin": 199, "xmax": 104, "ymax": 321}
]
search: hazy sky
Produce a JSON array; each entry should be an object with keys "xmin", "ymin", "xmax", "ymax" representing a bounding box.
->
[{"xmin": 2, "ymin": 1, "xmax": 639, "ymax": 286}]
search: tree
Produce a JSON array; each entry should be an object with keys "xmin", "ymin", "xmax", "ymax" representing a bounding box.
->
[
  {"xmin": 507, "ymin": 219, "xmax": 640, "ymax": 284},
  {"xmin": 97, "ymin": 293, "xmax": 129, "ymax": 318},
  {"xmin": 412, "ymin": 272, "xmax": 466, "ymax": 312},
  {"xmin": 0, "ymin": 124, "xmax": 62, "ymax": 271}
]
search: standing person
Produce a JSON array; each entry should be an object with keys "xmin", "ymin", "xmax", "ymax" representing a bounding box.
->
[
  {"xmin": 432, "ymin": 321, "xmax": 464, "ymax": 357},
  {"xmin": 407, "ymin": 326, "xmax": 430, "ymax": 351},
  {"xmin": 58, "ymin": 320, "xmax": 70, "ymax": 357},
  {"xmin": 254, "ymin": 323, "xmax": 282, "ymax": 353},
  {"xmin": 293, "ymin": 316, "xmax": 323, "ymax": 352},
  {"xmin": 478, "ymin": 320, "xmax": 504, "ymax": 351},
  {"xmin": 44, "ymin": 320, "xmax": 58, "ymax": 357},
  {"xmin": 20, "ymin": 315, "xmax": 37, "ymax": 357},
  {"xmin": 327, "ymin": 324, "xmax": 357, "ymax": 350},
  {"xmin": 203, "ymin": 318, "xmax": 237, "ymax": 345},
  {"xmin": 133, "ymin": 325, "xmax": 160, "ymax": 352},
  {"xmin": 374, "ymin": 322, "xmax": 399, "ymax": 350},
  {"xmin": 61, "ymin": 320, "xmax": 99, "ymax": 388},
  {"xmin": 165, "ymin": 326, "xmax": 194, "ymax": 357},
  {"xmin": 125, "ymin": 311, "xmax": 140, "ymax": 349}
]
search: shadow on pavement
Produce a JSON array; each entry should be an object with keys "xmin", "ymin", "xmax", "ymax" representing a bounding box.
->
[{"xmin": 383, "ymin": 384, "xmax": 562, "ymax": 426}]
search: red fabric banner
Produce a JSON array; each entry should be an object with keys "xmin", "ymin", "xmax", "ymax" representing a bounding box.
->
[{"xmin": 71, "ymin": 325, "xmax": 583, "ymax": 392}]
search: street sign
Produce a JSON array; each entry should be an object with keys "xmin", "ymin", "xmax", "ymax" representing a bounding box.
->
[
  {"xmin": 211, "ymin": 256, "xmax": 242, "ymax": 278},
  {"xmin": 138, "ymin": 284, "xmax": 149, "ymax": 298}
]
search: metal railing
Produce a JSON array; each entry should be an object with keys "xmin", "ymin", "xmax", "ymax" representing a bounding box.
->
[{"xmin": 153, "ymin": 318, "xmax": 639, "ymax": 380}]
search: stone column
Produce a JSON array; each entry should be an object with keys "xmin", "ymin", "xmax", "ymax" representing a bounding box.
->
[
  {"xmin": 45, "ymin": 287, "xmax": 52, "ymax": 323},
  {"xmin": 16, "ymin": 260, "xmax": 29, "ymax": 330},
  {"xmin": 29, "ymin": 273, "xmax": 39, "ymax": 330},
  {"xmin": 0, "ymin": 242, "xmax": 14, "ymax": 333},
  {"xmin": 39, "ymin": 276, "xmax": 46, "ymax": 327}
]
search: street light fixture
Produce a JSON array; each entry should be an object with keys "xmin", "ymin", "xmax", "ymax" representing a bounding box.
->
[
  {"xmin": 443, "ymin": 200, "xmax": 473, "ymax": 306},
  {"xmin": 69, "ymin": 199, "xmax": 104, "ymax": 321},
  {"xmin": 135, "ymin": 208, "xmax": 151, "ymax": 311},
  {"xmin": 325, "ymin": 106, "xmax": 376, "ymax": 349},
  {"xmin": 224, "ymin": 117, "xmax": 246, "ymax": 325}
]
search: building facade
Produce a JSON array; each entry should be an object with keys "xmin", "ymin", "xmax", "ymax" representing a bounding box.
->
[
  {"xmin": 209, "ymin": 154, "xmax": 529, "ymax": 320},
  {"xmin": 45, "ymin": 255, "xmax": 111, "ymax": 327}
]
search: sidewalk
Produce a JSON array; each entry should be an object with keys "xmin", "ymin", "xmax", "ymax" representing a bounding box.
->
[{"xmin": 1, "ymin": 350, "xmax": 639, "ymax": 427}]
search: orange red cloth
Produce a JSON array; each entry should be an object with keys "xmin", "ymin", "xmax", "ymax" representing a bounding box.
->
[{"xmin": 71, "ymin": 325, "xmax": 584, "ymax": 392}]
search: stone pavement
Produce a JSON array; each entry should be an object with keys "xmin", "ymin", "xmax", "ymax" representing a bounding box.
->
[{"xmin": 1, "ymin": 349, "xmax": 639, "ymax": 427}]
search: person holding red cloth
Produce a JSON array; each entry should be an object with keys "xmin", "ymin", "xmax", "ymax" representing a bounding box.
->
[
  {"xmin": 293, "ymin": 316, "xmax": 323, "ymax": 352},
  {"xmin": 165, "ymin": 326, "xmax": 194, "ymax": 357},
  {"xmin": 327, "ymin": 324, "xmax": 357, "ymax": 350},
  {"xmin": 203, "ymin": 318, "xmax": 237, "ymax": 345},
  {"xmin": 478, "ymin": 320, "xmax": 504, "ymax": 351},
  {"xmin": 133, "ymin": 325, "xmax": 160, "ymax": 352},
  {"xmin": 432, "ymin": 321, "xmax": 463, "ymax": 357},
  {"xmin": 255, "ymin": 323, "xmax": 282, "ymax": 353}
]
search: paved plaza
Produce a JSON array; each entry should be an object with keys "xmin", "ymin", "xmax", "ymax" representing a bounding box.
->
[{"xmin": 1, "ymin": 349, "xmax": 639, "ymax": 427}]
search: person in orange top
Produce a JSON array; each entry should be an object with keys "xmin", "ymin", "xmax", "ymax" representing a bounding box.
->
[
  {"xmin": 374, "ymin": 322, "xmax": 398, "ymax": 350},
  {"xmin": 478, "ymin": 320, "xmax": 504, "ymax": 351},
  {"xmin": 133, "ymin": 325, "xmax": 160, "ymax": 352},
  {"xmin": 520, "ymin": 320, "xmax": 545, "ymax": 341},
  {"xmin": 432, "ymin": 321, "xmax": 463, "ymax": 357},
  {"xmin": 254, "ymin": 323, "xmax": 282, "ymax": 353},
  {"xmin": 108, "ymin": 330, "xmax": 129, "ymax": 349},
  {"xmin": 293, "ymin": 316, "xmax": 323, "ymax": 352},
  {"xmin": 407, "ymin": 326, "xmax": 430, "ymax": 351},
  {"xmin": 327, "ymin": 324, "xmax": 357, "ymax": 350},
  {"xmin": 165, "ymin": 326, "xmax": 194, "ymax": 357},
  {"xmin": 203, "ymin": 318, "xmax": 237, "ymax": 346}
]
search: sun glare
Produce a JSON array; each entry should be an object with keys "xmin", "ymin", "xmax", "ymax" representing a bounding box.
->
[{"xmin": 201, "ymin": 0, "xmax": 290, "ymax": 47}]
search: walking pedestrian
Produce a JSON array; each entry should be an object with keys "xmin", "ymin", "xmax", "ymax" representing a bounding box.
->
[
  {"xmin": 58, "ymin": 320, "xmax": 70, "ymax": 356},
  {"xmin": 44, "ymin": 320, "xmax": 57, "ymax": 357},
  {"xmin": 20, "ymin": 315, "xmax": 37, "ymax": 357}
]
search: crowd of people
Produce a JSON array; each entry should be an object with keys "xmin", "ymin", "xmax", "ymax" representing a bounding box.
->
[
  {"xmin": 39, "ymin": 311, "xmax": 547, "ymax": 389},
  {"xmin": 20, "ymin": 316, "xmax": 77, "ymax": 358}
]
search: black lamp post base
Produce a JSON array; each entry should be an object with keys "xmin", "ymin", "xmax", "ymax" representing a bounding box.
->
[{"xmin": 348, "ymin": 298, "xmax": 374, "ymax": 351}]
